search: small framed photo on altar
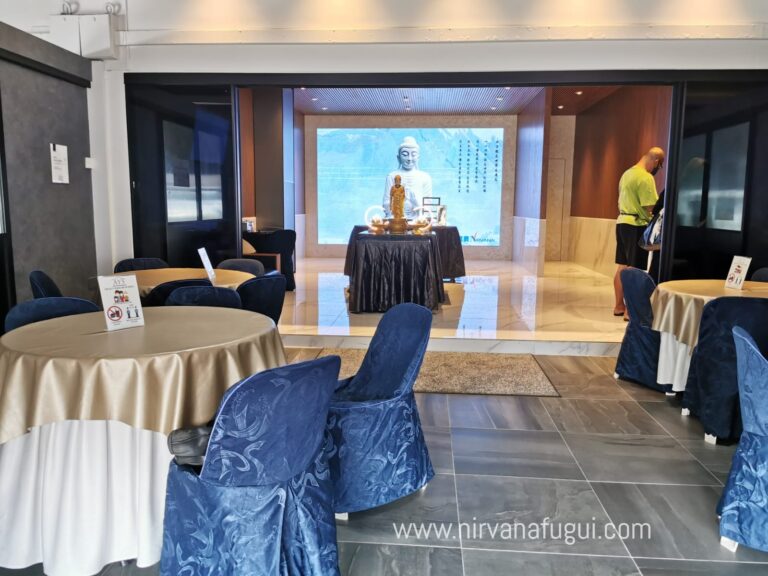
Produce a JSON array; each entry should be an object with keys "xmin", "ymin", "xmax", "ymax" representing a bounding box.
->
[{"xmin": 725, "ymin": 255, "xmax": 752, "ymax": 290}]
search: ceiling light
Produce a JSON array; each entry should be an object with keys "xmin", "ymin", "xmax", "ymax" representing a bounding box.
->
[
  {"xmin": 496, "ymin": 96, "xmax": 503, "ymax": 101},
  {"xmin": 557, "ymin": 105, "xmax": 565, "ymax": 110},
  {"xmin": 575, "ymin": 90, "xmax": 583, "ymax": 95},
  {"xmin": 406, "ymin": 106, "xmax": 411, "ymax": 111},
  {"xmin": 491, "ymin": 106, "xmax": 497, "ymax": 111},
  {"xmin": 300, "ymin": 87, "xmax": 306, "ymax": 91},
  {"xmin": 321, "ymin": 107, "xmax": 328, "ymax": 111},
  {"xmin": 311, "ymin": 97, "xmax": 318, "ymax": 101},
  {"xmin": 505, "ymin": 86, "xmax": 511, "ymax": 90}
]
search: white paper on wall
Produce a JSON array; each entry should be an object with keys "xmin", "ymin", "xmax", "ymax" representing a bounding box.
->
[{"xmin": 50, "ymin": 143, "xmax": 69, "ymax": 184}]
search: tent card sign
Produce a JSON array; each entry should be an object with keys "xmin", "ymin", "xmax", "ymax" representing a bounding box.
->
[
  {"xmin": 198, "ymin": 247, "xmax": 216, "ymax": 282},
  {"xmin": 97, "ymin": 275, "xmax": 145, "ymax": 331},
  {"xmin": 725, "ymin": 256, "xmax": 752, "ymax": 290}
]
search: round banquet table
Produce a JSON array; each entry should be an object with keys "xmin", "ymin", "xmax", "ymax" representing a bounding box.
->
[
  {"xmin": 115, "ymin": 267, "xmax": 254, "ymax": 297},
  {"xmin": 0, "ymin": 307, "xmax": 285, "ymax": 576},
  {"xmin": 651, "ymin": 280, "xmax": 768, "ymax": 391}
]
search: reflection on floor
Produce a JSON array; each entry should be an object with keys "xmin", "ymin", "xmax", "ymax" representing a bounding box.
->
[
  {"xmin": 14, "ymin": 356, "xmax": 762, "ymax": 576},
  {"xmin": 280, "ymin": 259, "xmax": 627, "ymax": 355}
]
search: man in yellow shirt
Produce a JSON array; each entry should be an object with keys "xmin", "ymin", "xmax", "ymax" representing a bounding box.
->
[{"xmin": 614, "ymin": 147, "xmax": 665, "ymax": 317}]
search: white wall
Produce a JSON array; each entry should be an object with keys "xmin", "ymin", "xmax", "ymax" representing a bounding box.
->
[{"xmin": 3, "ymin": 0, "xmax": 768, "ymax": 266}]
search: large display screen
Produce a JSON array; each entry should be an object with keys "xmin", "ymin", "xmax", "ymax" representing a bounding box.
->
[{"xmin": 317, "ymin": 127, "xmax": 504, "ymax": 246}]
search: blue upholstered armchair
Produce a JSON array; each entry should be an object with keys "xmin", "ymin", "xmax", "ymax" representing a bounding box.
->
[
  {"xmin": 161, "ymin": 356, "xmax": 342, "ymax": 576},
  {"xmin": 683, "ymin": 298, "xmax": 768, "ymax": 440},
  {"xmin": 143, "ymin": 279, "xmax": 212, "ymax": 307},
  {"xmin": 615, "ymin": 268, "xmax": 666, "ymax": 391},
  {"xmin": 718, "ymin": 327, "xmax": 768, "ymax": 553},
  {"xmin": 113, "ymin": 257, "xmax": 169, "ymax": 273},
  {"xmin": 5, "ymin": 297, "xmax": 100, "ymax": 332},
  {"xmin": 165, "ymin": 286, "xmax": 242, "ymax": 309},
  {"xmin": 327, "ymin": 303, "xmax": 434, "ymax": 513},
  {"xmin": 29, "ymin": 270, "xmax": 63, "ymax": 299},
  {"xmin": 237, "ymin": 275, "xmax": 287, "ymax": 324}
]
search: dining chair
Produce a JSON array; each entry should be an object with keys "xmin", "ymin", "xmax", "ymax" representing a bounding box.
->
[
  {"xmin": 614, "ymin": 268, "xmax": 666, "ymax": 391},
  {"xmin": 113, "ymin": 258, "xmax": 169, "ymax": 273},
  {"xmin": 326, "ymin": 303, "xmax": 434, "ymax": 513},
  {"xmin": 5, "ymin": 297, "xmax": 100, "ymax": 332},
  {"xmin": 143, "ymin": 279, "xmax": 212, "ymax": 307},
  {"xmin": 29, "ymin": 270, "xmax": 63, "ymax": 299},
  {"xmin": 237, "ymin": 274, "xmax": 287, "ymax": 324},
  {"xmin": 217, "ymin": 258, "xmax": 265, "ymax": 277},
  {"xmin": 165, "ymin": 286, "xmax": 242, "ymax": 309},
  {"xmin": 243, "ymin": 229, "xmax": 297, "ymax": 291},
  {"xmin": 718, "ymin": 326, "xmax": 768, "ymax": 553},
  {"xmin": 751, "ymin": 267, "xmax": 768, "ymax": 282},
  {"xmin": 683, "ymin": 297, "xmax": 768, "ymax": 440},
  {"xmin": 160, "ymin": 356, "xmax": 342, "ymax": 576}
]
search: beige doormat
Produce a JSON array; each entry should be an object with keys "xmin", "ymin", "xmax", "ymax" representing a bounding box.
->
[{"xmin": 286, "ymin": 348, "xmax": 559, "ymax": 397}]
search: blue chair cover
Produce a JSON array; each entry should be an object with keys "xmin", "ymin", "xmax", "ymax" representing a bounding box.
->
[
  {"xmin": 718, "ymin": 327, "xmax": 768, "ymax": 552},
  {"xmin": 217, "ymin": 258, "xmax": 265, "ymax": 277},
  {"xmin": 29, "ymin": 270, "xmax": 63, "ymax": 299},
  {"xmin": 143, "ymin": 279, "xmax": 211, "ymax": 307},
  {"xmin": 615, "ymin": 268, "xmax": 666, "ymax": 391},
  {"xmin": 751, "ymin": 267, "xmax": 768, "ymax": 282},
  {"xmin": 165, "ymin": 286, "xmax": 242, "ymax": 309},
  {"xmin": 327, "ymin": 303, "xmax": 434, "ymax": 513},
  {"xmin": 237, "ymin": 275, "xmax": 287, "ymax": 324},
  {"xmin": 113, "ymin": 257, "xmax": 169, "ymax": 273},
  {"xmin": 161, "ymin": 356, "xmax": 342, "ymax": 576},
  {"xmin": 683, "ymin": 298, "xmax": 768, "ymax": 440},
  {"xmin": 5, "ymin": 297, "xmax": 99, "ymax": 332}
]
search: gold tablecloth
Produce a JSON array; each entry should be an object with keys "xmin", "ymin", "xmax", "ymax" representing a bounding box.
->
[
  {"xmin": 115, "ymin": 268, "xmax": 254, "ymax": 297},
  {"xmin": 651, "ymin": 280, "xmax": 768, "ymax": 348},
  {"xmin": 0, "ymin": 307, "xmax": 285, "ymax": 444}
]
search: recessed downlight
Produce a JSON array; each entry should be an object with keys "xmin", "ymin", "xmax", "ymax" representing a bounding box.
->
[
  {"xmin": 321, "ymin": 106, "xmax": 328, "ymax": 111},
  {"xmin": 557, "ymin": 105, "xmax": 565, "ymax": 110},
  {"xmin": 575, "ymin": 90, "xmax": 583, "ymax": 95},
  {"xmin": 311, "ymin": 97, "xmax": 318, "ymax": 102},
  {"xmin": 491, "ymin": 106, "xmax": 497, "ymax": 111},
  {"xmin": 496, "ymin": 96, "xmax": 503, "ymax": 101}
]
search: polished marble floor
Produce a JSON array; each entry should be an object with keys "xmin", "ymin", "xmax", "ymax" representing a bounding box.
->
[
  {"xmin": 279, "ymin": 259, "xmax": 627, "ymax": 355},
  {"xmin": 5, "ymin": 357, "xmax": 765, "ymax": 576}
]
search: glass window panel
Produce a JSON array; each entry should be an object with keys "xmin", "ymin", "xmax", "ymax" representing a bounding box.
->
[
  {"xmin": 707, "ymin": 122, "xmax": 749, "ymax": 232},
  {"xmin": 198, "ymin": 130, "xmax": 224, "ymax": 220},
  {"xmin": 676, "ymin": 134, "xmax": 706, "ymax": 227},
  {"xmin": 163, "ymin": 120, "xmax": 197, "ymax": 223}
]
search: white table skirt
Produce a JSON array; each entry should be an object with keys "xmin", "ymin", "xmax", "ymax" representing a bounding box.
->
[
  {"xmin": 0, "ymin": 420, "xmax": 171, "ymax": 576},
  {"xmin": 657, "ymin": 331, "xmax": 693, "ymax": 392}
]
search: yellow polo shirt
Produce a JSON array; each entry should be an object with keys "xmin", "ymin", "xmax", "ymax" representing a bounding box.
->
[{"xmin": 617, "ymin": 166, "xmax": 658, "ymax": 226}]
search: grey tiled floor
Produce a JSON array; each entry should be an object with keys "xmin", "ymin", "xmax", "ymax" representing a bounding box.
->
[{"xmin": 5, "ymin": 356, "xmax": 766, "ymax": 576}]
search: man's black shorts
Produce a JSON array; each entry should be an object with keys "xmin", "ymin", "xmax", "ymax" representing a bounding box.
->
[{"xmin": 615, "ymin": 223, "xmax": 647, "ymax": 268}]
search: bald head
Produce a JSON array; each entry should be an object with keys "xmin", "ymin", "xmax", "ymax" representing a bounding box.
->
[{"xmin": 641, "ymin": 147, "xmax": 665, "ymax": 175}]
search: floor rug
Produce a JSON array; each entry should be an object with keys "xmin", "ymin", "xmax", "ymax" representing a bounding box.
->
[{"xmin": 285, "ymin": 348, "xmax": 559, "ymax": 397}]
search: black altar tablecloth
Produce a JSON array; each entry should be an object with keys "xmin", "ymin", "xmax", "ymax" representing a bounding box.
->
[
  {"xmin": 349, "ymin": 233, "xmax": 446, "ymax": 313},
  {"xmin": 344, "ymin": 225, "xmax": 465, "ymax": 280}
]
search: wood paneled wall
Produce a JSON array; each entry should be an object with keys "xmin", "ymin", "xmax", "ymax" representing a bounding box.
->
[
  {"xmin": 514, "ymin": 88, "xmax": 551, "ymax": 219},
  {"xmin": 238, "ymin": 87, "xmax": 256, "ymax": 218},
  {"xmin": 571, "ymin": 86, "xmax": 672, "ymax": 219}
]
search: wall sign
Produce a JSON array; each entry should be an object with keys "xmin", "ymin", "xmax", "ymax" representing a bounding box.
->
[{"xmin": 50, "ymin": 143, "xmax": 69, "ymax": 184}]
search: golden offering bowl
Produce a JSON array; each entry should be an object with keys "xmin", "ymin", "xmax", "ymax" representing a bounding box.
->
[{"xmin": 366, "ymin": 219, "xmax": 433, "ymax": 236}]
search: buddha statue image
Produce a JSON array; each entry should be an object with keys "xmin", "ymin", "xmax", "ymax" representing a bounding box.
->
[{"xmin": 390, "ymin": 175, "xmax": 406, "ymax": 220}]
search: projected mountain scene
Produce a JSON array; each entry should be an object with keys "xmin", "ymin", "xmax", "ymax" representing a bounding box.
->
[{"xmin": 317, "ymin": 127, "xmax": 504, "ymax": 245}]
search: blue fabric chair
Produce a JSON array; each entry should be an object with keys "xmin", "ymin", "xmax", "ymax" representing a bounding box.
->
[
  {"xmin": 683, "ymin": 298, "xmax": 768, "ymax": 440},
  {"xmin": 113, "ymin": 257, "xmax": 169, "ymax": 273},
  {"xmin": 165, "ymin": 286, "xmax": 242, "ymax": 309},
  {"xmin": 718, "ymin": 327, "xmax": 768, "ymax": 552},
  {"xmin": 5, "ymin": 297, "xmax": 100, "ymax": 332},
  {"xmin": 615, "ymin": 268, "xmax": 666, "ymax": 391},
  {"xmin": 160, "ymin": 356, "xmax": 342, "ymax": 576},
  {"xmin": 751, "ymin": 267, "xmax": 768, "ymax": 282},
  {"xmin": 327, "ymin": 303, "xmax": 434, "ymax": 513},
  {"xmin": 29, "ymin": 270, "xmax": 63, "ymax": 299},
  {"xmin": 143, "ymin": 279, "xmax": 211, "ymax": 307},
  {"xmin": 237, "ymin": 274, "xmax": 287, "ymax": 324},
  {"xmin": 217, "ymin": 258, "xmax": 265, "ymax": 277}
]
